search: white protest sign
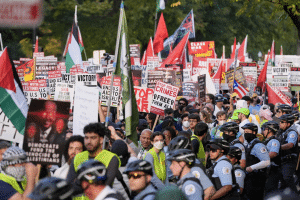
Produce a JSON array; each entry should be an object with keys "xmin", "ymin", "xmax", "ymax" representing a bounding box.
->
[
  {"xmin": 183, "ymin": 69, "xmax": 191, "ymax": 82},
  {"xmin": 76, "ymin": 74, "xmax": 97, "ymax": 87},
  {"xmin": 272, "ymin": 63, "xmax": 290, "ymax": 91},
  {"xmin": 73, "ymin": 85, "xmax": 98, "ymax": 136},
  {"xmin": 0, "ymin": 108, "xmax": 23, "ymax": 147},
  {"xmin": 150, "ymin": 81, "xmax": 179, "ymax": 116},
  {"xmin": 100, "ymin": 85, "xmax": 120, "ymax": 107},
  {"xmin": 54, "ymin": 83, "xmax": 74, "ymax": 103}
]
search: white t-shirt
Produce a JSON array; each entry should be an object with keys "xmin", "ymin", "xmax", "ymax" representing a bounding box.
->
[{"xmin": 52, "ymin": 163, "xmax": 70, "ymax": 179}]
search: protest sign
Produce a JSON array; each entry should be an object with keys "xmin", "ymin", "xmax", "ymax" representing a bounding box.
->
[
  {"xmin": 48, "ymin": 70, "xmax": 62, "ymax": 98},
  {"xmin": 73, "ymin": 85, "xmax": 98, "ymax": 136},
  {"xmin": 150, "ymin": 81, "xmax": 179, "ymax": 116},
  {"xmin": 147, "ymin": 56, "xmax": 159, "ymax": 70},
  {"xmin": 272, "ymin": 62, "xmax": 290, "ymax": 91},
  {"xmin": 225, "ymin": 66, "xmax": 247, "ymax": 89},
  {"xmin": 134, "ymin": 87, "xmax": 154, "ymax": 113},
  {"xmin": 132, "ymin": 70, "xmax": 142, "ymax": 87},
  {"xmin": 54, "ymin": 83, "xmax": 74, "ymax": 102},
  {"xmin": 23, "ymin": 100, "xmax": 70, "ymax": 165},
  {"xmin": 182, "ymin": 82, "xmax": 198, "ymax": 102},
  {"xmin": 183, "ymin": 69, "xmax": 191, "ymax": 82},
  {"xmin": 97, "ymin": 75, "xmax": 121, "ymax": 107},
  {"xmin": 23, "ymin": 80, "xmax": 39, "ymax": 105},
  {"xmin": 290, "ymin": 66, "xmax": 300, "ymax": 86},
  {"xmin": 131, "ymin": 65, "xmax": 148, "ymax": 87},
  {"xmin": 240, "ymin": 62, "xmax": 257, "ymax": 95},
  {"xmin": 147, "ymin": 70, "xmax": 177, "ymax": 89},
  {"xmin": 76, "ymin": 74, "xmax": 97, "ymax": 87},
  {"xmin": 0, "ymin": 108, "xmax": 24, "ymax": 146},
  {"xmin": 35, "ymin": 56, "xmax": 58, "ymax": 76},
  {"xmin": 130, "ymin": 44, "xmax": 141, "ymax": 65},
  {"xmin": 190, "ymin": 41, "xmax": 215, "ymax": 58},
  {"xmin": 38, "ymin": 79, "xmax": 48, "ymax": 99},
  {"xmin": 198, "ymin": 74, "xmax": 206, "ymax": 103},
  {"xmin": 192, "ymin": 57, "xmax": 207, "ymax": 75}
]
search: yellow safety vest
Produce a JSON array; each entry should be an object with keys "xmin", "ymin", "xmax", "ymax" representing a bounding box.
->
[
  {"xmin": 73, "ymin": 150, "xmax": 120, "ymax": 200},
  {"xmin": 0, "ymin": 173, "xmax": 27, "ymax": 194},
  {"xmin": 191, "ymin": 135, "xmax": 206, "ymax": 166},
  {"xmin": 249, "ymin": 115, "xmax": 261, "ymax": 124},
  {"xmin": 144, "ymin": 148, "xmax": 166, "ymax": 182}
]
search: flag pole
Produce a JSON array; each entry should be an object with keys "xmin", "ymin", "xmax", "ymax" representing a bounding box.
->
[
  {"xmin": 103, "ymin": 2, "xmax": 124, "ymax": 149},
  {"xmin": 0, "ymin": 33, "xmax": 3, "ymax": 51},
  {"xmin": 154, "ymin": 11, "xmax": 158, "ymax": 37}
]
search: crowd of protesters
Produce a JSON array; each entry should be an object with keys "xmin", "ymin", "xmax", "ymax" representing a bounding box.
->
[{"xmin": 1, "ymin": 90, "xmax": 300, "ymax": 200}]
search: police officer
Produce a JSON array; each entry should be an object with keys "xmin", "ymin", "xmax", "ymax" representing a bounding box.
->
[
  {"xmin": 220, "ymin": 122, "xmax": 246, "ymax": 168},
  {"xmin": 168, "ymin": 149, "xmax": 204, "ymax": 200},
  {"xmin": 168, "ymin": 136, "xmax": 215, "ymax": 200},
  {"xmin": 227, "ymin": 146, "xmax": 246, "ymax": 194},
  {"xmin": 261, "ymin": 121, "xmax": 281, "ymax": 194},
  {"xmin": 123, "ymin": 160, "xmax": 157, "ymax": 200},
  {"xmin": 277, "ymin": 114, "xmax": 298, "ymax": 192},
  {"xmin": 77, "ymin": 159, "xmax": 124, "ymax": 200},
  {"xmin": 241, "ymin": 123, "xmax": 270, "ymax": 200},
  {"xmin": 206, "ymin": 139, "xmax": 240, "ymax": 200},
  {"xmin": 29, "ymin": 177, "xmax": 75, "ymax": 200},
  {"xmin": 273, "ymin": 104, "xmax": 292, "ymax": 124}
]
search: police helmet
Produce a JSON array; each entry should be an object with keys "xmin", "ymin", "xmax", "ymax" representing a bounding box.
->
[
  {"xmin": 241, "ymin": 123, "xmax": 258, "ymax": 133},
  {"xmin": 215, "ymin": 94, "xmax": 224, "ymax": 102},
  {"xmin": 207, "ymin": 139, "xmax": 230, "ymax": 154},
  {"xmin": 28, "ymin": 177, "xmax": 74, "ymax": 200},
  {"xmin": 263, "ymin": 121, "xmax": 279, "ymax": 133},
  {"xmin": 168, "ymin": 149, "xmax": 195, "ymax": 165},
  {"xmin": 123, "ymin": 160, "xmax": 153, "ymax": 176},
  {"xmin": 168, "ymin": 136, "xmax": 190, "ymax": 151},
  {"xmin": 219, "ymin": 122, "xmax": 239, "ymax": 134},
  {"xmin": 277, "ymin": 104, "xmax": 292, "ymax": 114},
  {"xmin": 278, "ymin": 114, "xmax": 295, "ymax": 124},
  {"xmin": 227, "ymin": 146, "xmax": 242, "ymax": 160},
  {"xmin": 291, "ymin": 110, "xmax": 299, "ymax": 120},
  {"xmin": 77, "ymin": 160, "xmax": 107, "ymax": 183}
]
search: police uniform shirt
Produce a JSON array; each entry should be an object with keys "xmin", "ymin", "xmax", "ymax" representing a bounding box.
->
[
  {"xmin": 232, "ymin": 142, "xmax": 246, "ymax": 161},
  {"xmin": 285, "ymin": 131, "xmax": 298, "ymax": 146},
  {"xmin": 177, "ymin": 171, "xmax": 204, "ymax": 200},
  {"xmin": 133, "ymin": 182, "xmax": 156, "ymax": 200},
  {"xmin": 211, "ymin": 155, "xmax": 233, "ymax": 186},
  {"xmin": 247, "ymin": 140, "xmax": 269, "ymax": 162},
  {"xmin": 233, "ymin": 164, "xmax": 246, "ymax": 189},
  {"xmin": 265, "ymin": 138, "xmax": 280, "ymax": 166},
  {"xmin": 190, "ymin": 166, "xmax": 214, "ymax": 190}
]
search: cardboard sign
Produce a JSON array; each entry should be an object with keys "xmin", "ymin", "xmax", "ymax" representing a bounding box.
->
[
  {"xmin": 190, "ymin": 41, "xmax": 215, "ymax": 58},
  {"xmin": 73, "ymin": 85, "xmax": 98, "ymax": 136},
  {"xmin": 134, "ymin": 87, "xmax": 154, "ymax": 113},
  {"xmin": 23, "ymin": 100, "xmax": 70, "ymax": 165},
  {"xmin": 0, "ymin": 107, "xmax": 23, "ymax": 146},
  {"xmin": 150, "ymin": 81, "xmax": 179, "ymax": 116},
  {"xmin": 198, "ymin": 75, "xmax": 206, "ymax": 103}
]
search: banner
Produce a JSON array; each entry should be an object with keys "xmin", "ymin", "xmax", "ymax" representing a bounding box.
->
[
  {"xmin": 73, "ymin": 85, "xmax": 98, "ymax": 136},
  {"xmin": 190, "ymin": 41, "xmax": 215, "ymax": 58},
  {"xmin": 150, "ymin": 81, "xmax": 179, "ymax": 116},
  {"xmin": 23, "ymin": 100, "xmax": 70, "ymax": 165},
  {"xmin": 134, "ymin": 87, "xmax": 154, "ymax": 113}
]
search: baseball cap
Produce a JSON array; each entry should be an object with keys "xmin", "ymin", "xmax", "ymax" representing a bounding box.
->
[
  {"xmin": 236, "ymin": 108, "xmax": 250, "ymax": 116},
  {"xmin": 231, "ymin": 110, "xmax": 239, "ymax": 120}
]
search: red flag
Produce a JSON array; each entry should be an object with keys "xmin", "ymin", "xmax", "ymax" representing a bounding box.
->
[
  {"xmin": 141, "ymin": 38, "xmax": 154, "ymax": 65},
  {"xmin": 231, "ymin": 37, "xmax": 236, "ymax": 59},
  {"xmin": 141, "ymin": 50, "xmax": 146, "ymax": 65},
  {"xmin": 238, "ymin": 35, "xmax": 247, "ymax": 62},
  {"xmin": 34, "ymin": 36, "xmax": 39, "ymax": 53},
  {"xmin": 212, "ymin": 60, "xmax": 223, "ymax": 84},
  {"xmin": 266, "ymin": 83, "xmax": 292, "ymax": 106},
  {"xmin": 257, "ymin": 52, "xmax": 269, "ymax": 89},
  {"xmin": 187, "ymin": 40, "xmax": 192, "ymax": 55},
  {"xmin": 0, "ymin": 48, "xmax": 16, "ymax": 92},
  {"xmin": 153, "ymin": 13, "xmax": 168, "ymax": 54},
  {"xmin": 160, "ymin": 32, "xmax": 190, "ymax": 68}
]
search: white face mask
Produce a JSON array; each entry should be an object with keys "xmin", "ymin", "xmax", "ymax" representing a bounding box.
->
[
  {"xmin": 5, "ymin": 166, "xmax": 26, "ymax": 181},
  {"xmin": 218, "ymin": 120, "xmax": 226, "ymax": 126},
  {"xmin": 182, "ymin": 121, "xmax": 190, "ymax": 128},
  {"xmin": 153, "ymin": 141, "xmax": 164, "ymax": 150}
]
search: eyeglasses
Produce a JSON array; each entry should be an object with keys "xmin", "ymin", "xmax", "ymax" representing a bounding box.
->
[
  {"xmin": 209, "ymin": 149, "xmax": 218, "ymax": 153},
  {"xmin": 127, "ymin": 173, "xmax": 146, "ymax": 179}
]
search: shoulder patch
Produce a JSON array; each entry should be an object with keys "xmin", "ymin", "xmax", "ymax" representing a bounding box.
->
[
  {"xmin": 272, "ymin": 142, "xmax": 277, "ymax": 147},
  {"xmin": 222, "ymin": 167, "xmax": 230, "ymax": 174},
  {"xmin": 260, "ymin": 147, "xmax": 267, "ymax": 153},
  {"xmin": 185, "ymin": 184, "xmax": 196, "ymax": 195},
  {"xmin": 235, "ymin": 171, "xmax": 242, "ymax": 177},
  {"xmin": 241, "ymin": 147, "xmax": 245, "ymax": 152},
  {"xmin": 192, "ymin": 171, "xmax": 201, "ymax": 179},
  {"xmin": 290, "ymin": 133, "xmax": 296, "ymax": 138}
]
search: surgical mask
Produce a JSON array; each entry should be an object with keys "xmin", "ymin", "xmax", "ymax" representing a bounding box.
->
[
  {"xmin": 244, "ymin": 133, "xmax": 257, "ymax": 143},
  {"xmin": 153, "ymin": 141, "xmax": 164, "ymax": 150},
  {"xmin": 5, "ymin": 166, "xmax": 26, "ymax": 181},
  {"xmin": 218, "ymin": 120, "xmax": 226, "ymax": 126},
  {"xmin": 182, "ymin": 121, "xmax": 190, "ymax": 128}
]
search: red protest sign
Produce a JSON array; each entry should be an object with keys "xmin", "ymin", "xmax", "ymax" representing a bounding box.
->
[
  {"xmin": 150, "ymin": 81, "xmax": 179, "ymax": 116},
  {"xmin": 192, "ymin": 57, "xmax": 207, "ymax": 75},
  {"xmin": 190, "ymin": 41, "xmax": 215, "ymax": 58},
  {"xmin": 134, "ymin": 87, "xmax": 154, "ymax": 113}
]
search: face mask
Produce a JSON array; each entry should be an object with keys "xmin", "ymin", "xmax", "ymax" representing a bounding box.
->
[
  {"xmin": 5, "ymin": 166, "xmax": 26, "ymax": 181},
  {"xmin": 67, "ymin": 121, "xmax": 73, "ymax": 129},
  {"xmin": 223, "ymin": 134, "xmax": 236, "ymax": 143},
  {"xmin": 218, "ymin": 120, "xmax": 225, "ymax": 126},
  {"xmin": 182, "ymin": 121, "xmax": 190, "ymax": 128},
  {"xmin": 244, "ymin": 133, "xmax": 257, "ymax": 143},
  {"xmin": 153, "ymin": 141, "xmax": 164, "ymax": 150}
]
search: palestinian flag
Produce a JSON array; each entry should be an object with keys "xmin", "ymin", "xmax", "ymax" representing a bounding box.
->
[
  {"xmin": 0, "ymin": 47, "xmax": 28, "ymax": 135},
  {"xmin": 64, "ymin": 13, "xmax": 84, "ymax": 73}
]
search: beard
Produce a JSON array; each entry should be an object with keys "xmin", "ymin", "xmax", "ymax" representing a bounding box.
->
[{"xmin": 86, "ymin": 142, "xmax": 101, "ymax": 155}]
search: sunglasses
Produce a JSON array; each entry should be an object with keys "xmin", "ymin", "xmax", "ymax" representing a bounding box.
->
[
  {"xmin": 127, "ymin": 173, "xmax": 146, "ymax": 179},
  {"xmin": 209, "ymin": 149, "xmax": 218, "ymax": 153}
]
